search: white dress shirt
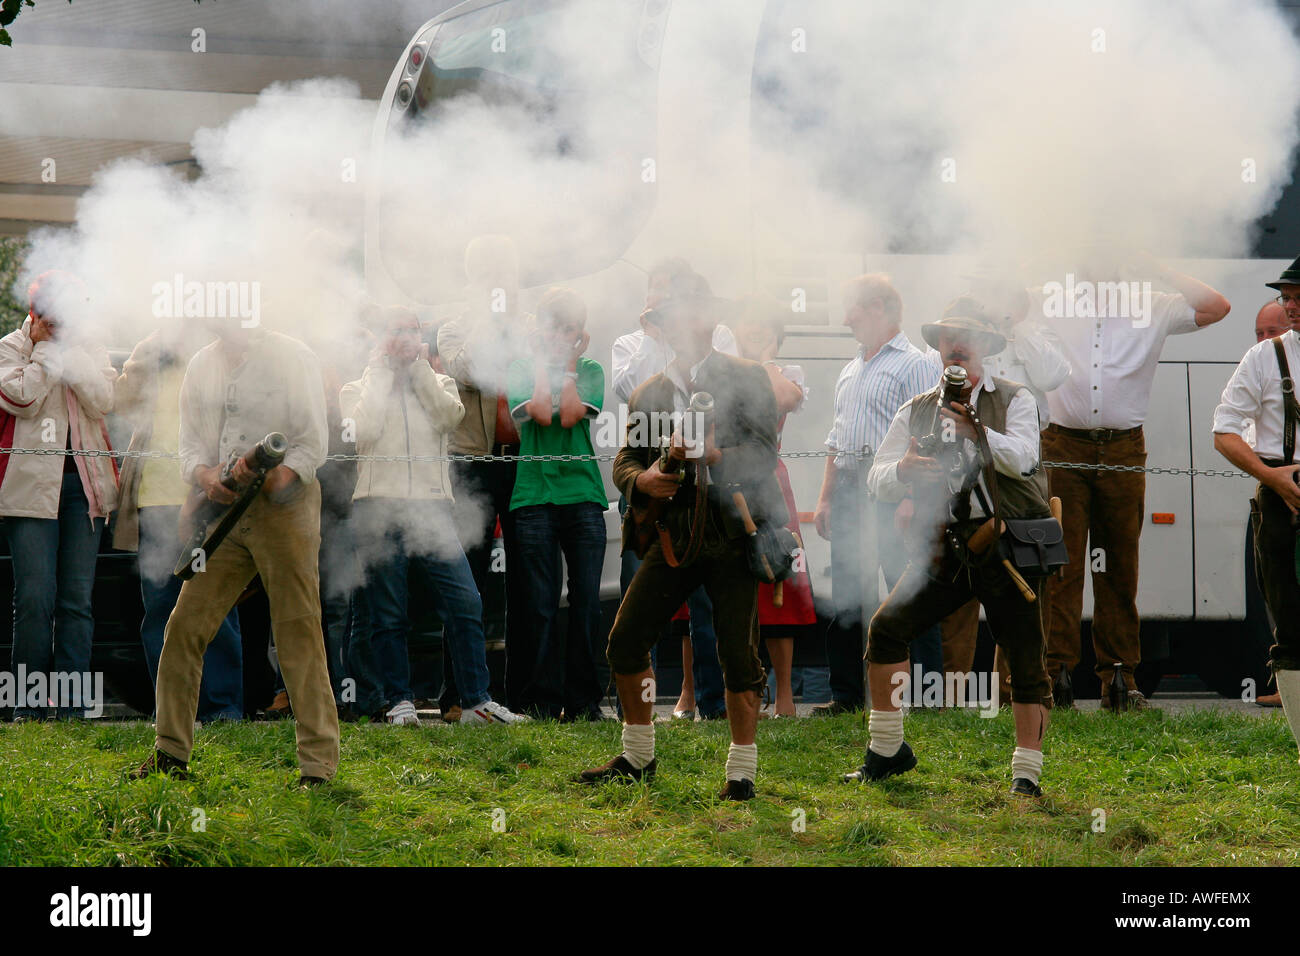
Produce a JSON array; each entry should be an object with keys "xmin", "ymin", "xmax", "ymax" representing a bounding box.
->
[
  {"xmin": 868, "ymin": 376, "xmax": 1041, "ymax": 519},
  {"xmin": 179, "ymin": 330, "xmax": 328, "ymax": 486},
  {"xmin": 611, "ymin": 324, "xmax": 737, "ymax": 402},
  {"xmin": 1213, "ymin": 329, "xmax": 1300, "ymax": 462},
  {"xmin": 1039, "ymin": 291, "xmax": 1198, "ymax": 430}
]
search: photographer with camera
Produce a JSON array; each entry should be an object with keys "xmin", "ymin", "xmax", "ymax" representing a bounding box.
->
[
  {"xmin": 578, "ymin": 271, "xmax": 788, "ymax": 800},
  {"xmin": 1213, "ymin": 258, "xmax": 1300, "ymax": 762},
  {"xmin": 842, "ymin": 299, "xmax": 1062, "ymax": 797},
  {"xmin": 130, "ymin": 318, "xmax": 336, "ymax": 786},
  {"xmin": 345, "ymin": 307, "xmax": 526, "ymax": 728}
]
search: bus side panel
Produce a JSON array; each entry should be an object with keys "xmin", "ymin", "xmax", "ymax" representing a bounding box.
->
[{"xmin": 1189, "ymin": 362, "xmax": 1251, "ymax": 621}]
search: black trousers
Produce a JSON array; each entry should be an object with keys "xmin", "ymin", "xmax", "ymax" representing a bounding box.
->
[
  {"xmin": 607, "ymin": 507, "xmax": 766, "ymax": 696},
  {"xmin": 1251, "ymin": 482, "xmax": 1300, "ymax": 671},
  {"xmin": 867, "ymin": 524, "xmax": 1054, "ymax": 707}
]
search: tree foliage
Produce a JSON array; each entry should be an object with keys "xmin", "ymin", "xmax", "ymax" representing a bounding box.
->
[{"xmin": 0, "ymin": 236, "xmax": 31, "ymax": 336}]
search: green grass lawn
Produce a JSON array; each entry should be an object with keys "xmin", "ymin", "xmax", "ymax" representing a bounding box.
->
[{"xmin": 0, "ymin": 708, "xmax": 1296, "ymax": 866}]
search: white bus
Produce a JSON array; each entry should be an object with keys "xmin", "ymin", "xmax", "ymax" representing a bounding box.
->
[{"xmin": 365, "ymin": 0, "xmax": 1296, "ymax": 698}]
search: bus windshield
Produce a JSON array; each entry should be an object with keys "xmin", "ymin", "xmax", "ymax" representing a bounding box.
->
[{"xmin": 376, "ymin": 0, "xmax": 660, "ymax": 303}]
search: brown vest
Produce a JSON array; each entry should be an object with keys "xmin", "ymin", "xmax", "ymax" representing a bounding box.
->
[{"xmin": 905, "ymin": 376, "xmax": 1050, "ymax": 520}]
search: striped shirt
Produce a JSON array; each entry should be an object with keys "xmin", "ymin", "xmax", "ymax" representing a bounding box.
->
[{"xmin": 825, "ymin": 331, "xmax": 937, "ymax": 469}]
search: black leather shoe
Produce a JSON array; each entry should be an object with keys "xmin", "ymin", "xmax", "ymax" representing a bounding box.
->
[
  {"xmin": 718, "ymin": 778, "xmax": 755, "ymax": 801},
  {"xmin": 1052, "ymin": 665, "xmax": 1073, "ymax": 709},
  {"xmin": 577, "ymin": 754, "xmax": 656, "ymax": 784},
  {"xmin": 842, "ymin": 741, "xmax": 917, "ymax": 782},
  {"xmin": 298, "ymin": 775, "xmax": 328, "ymax": 788},
  {"xmin": 811, "ymin": 700, "xmax": 856, "ymax": 718},
  {"xmin": 1010, "ymin": 777, "xmax": 1043, "ymax": 798},
  {"xmin": 128, "ymin": 749, "xmax": 189, "ymax": 781}
]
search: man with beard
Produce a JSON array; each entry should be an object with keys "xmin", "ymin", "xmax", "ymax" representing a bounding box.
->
[{"xmin": 1213, "ymin": 258, "xmax": 1300, "ymax": 764}]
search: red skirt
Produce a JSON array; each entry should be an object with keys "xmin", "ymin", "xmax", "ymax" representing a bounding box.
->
[{"xmin": 670, "ymin": 458, "xmax": 816, "ymax": 628}]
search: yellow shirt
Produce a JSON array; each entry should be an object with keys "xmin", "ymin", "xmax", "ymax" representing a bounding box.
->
[{"xmin": 137, "ymin": 363, "xmax": 189, "ymax": 508}]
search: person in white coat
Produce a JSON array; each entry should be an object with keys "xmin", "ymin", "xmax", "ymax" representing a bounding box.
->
[
  {"xmin": 0, "ymin": 271, "xmax": 117, "ymax": 721},
  {"xmin": 342, "ymin": 306, "xmax": 527, "ymax": 727}
]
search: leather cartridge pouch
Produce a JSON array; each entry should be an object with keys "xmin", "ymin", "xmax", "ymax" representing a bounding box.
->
[
  {"xmin": 746, "ymin": 521, "xmax": 800, "ymax": 584},
  {"xmin": 999, "ymin": 517, "xmax": 1068, "ymax": 576}
]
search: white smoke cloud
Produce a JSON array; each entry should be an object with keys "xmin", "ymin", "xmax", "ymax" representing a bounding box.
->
[{"xmin": 10, "ymin": 0, "xmax": 1300, "ymax": 570}]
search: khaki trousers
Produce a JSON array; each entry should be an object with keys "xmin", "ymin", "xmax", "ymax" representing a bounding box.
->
[{"xmin": 155, "ymin": 481, "xmax": 339, "ymax": 779}]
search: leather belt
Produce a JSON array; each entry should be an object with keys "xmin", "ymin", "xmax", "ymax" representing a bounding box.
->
[{"xmin": 1048, "ymin": 424, "xmax": 1142, "ymax": 444}]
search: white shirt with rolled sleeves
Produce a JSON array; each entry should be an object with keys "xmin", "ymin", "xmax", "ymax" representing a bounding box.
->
[
  {"xmin": 826, "ymin": 332, "xmax": 936, "ymax": 469},
  {"xmin": 178, "ymin": 330, "xmax": 328, "ymax": 487},
  {"xmin": 868, "ymin": 377, "xmax": 1041, "ymax": 519},
  {"xmin": 1039, "ymin": 291, "xmax": 1198, "ymax": 430},
  {"xmin": 1212, "ymin": 329, "xmax": 1300, "ymax": 462},
  {"xmin": 610, "ymin": 324, "xmax": 738, "ymax": 402}
]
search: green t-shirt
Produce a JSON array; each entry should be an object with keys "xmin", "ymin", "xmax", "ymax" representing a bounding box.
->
[{"xmin": 507, "ymin": 356, "xmax": 607, "ymax": 510}]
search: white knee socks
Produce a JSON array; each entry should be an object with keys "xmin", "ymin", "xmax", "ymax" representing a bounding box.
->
[
  {"xmin": 622, "ymin": 723, "xmax": 655, "ymax": 769},
  {"xmin": 725, "ymin": 743, "xmax": 758, "ymax": 782},
  {"xmin": 868, "ymin": 709, "xmax": 904, "ymax": 757},
  {"xmin": 1011, "ymin": 746, "xmax": 1044, "ymax": 786},
  {"xmin": 1275, "ymin": 669, "xmax": 1300, "ymax": 765}
]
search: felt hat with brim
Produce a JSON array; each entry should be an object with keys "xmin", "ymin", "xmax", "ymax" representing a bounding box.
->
[
  {"xmin": 641, "ymin": 271, "xmax": 732, "ymax": 325},
  {"xmin": 1265, "ymin": 255, "xmax": 1300, "ymax": 290},
  {"xmin": 921, "ymin": 298, "xmax": 1006, "ymax": 355}
]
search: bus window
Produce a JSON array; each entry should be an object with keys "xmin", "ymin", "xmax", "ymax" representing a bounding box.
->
[{"xmin": 376, "ymin": 0, "xmax": 661, "ymax": 304}]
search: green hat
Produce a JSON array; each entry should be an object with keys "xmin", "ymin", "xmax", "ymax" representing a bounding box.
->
[
  {"xmin": 921, "ymin": 295, "xmax": 1007, "ymax": 355},
  {"xmin": 1265, "ymin": 255, "xmax": 1300, "ymax": 290}
]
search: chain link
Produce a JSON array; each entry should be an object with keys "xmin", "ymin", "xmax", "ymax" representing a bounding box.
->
[{"xmin": 0, "ymin": 445, "xmax": 1254, "ymax": 477}]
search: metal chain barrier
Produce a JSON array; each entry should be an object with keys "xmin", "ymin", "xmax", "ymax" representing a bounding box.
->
[{"xmin": 0, "ymin": 445, "xmax": 1255, "ymax": 477}]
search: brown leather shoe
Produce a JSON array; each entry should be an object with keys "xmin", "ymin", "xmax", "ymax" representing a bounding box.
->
[
  {"xmin": 264, "ymin": 691, "xmax": 292, "ymax": 720},
  {"xmin": 128, "ymin": 749, "xmax": 189, "ymax": 781},
  {"xmin": 1256, "ymin": 692, "xmax": 1283, "ymax": 708},
  {"xmin": 576, "ymin": 754, "xmax": 656, "ymax": 784},
  {"xmin": 440, "ymin": 704, "xmax": 462, "ymax": 724},
  {"xmin": 1100, "ymin": 688, "xmax": 1150, "ymax": 712}
]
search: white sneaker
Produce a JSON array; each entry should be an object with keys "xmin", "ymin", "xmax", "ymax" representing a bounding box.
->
[
  {"xmin": 386, "ymin": 700, "xmax": 421, "ymax": 726},
  {"xmin": 460, "ymin": 700, "xmax": 530, "ymax": 725}
]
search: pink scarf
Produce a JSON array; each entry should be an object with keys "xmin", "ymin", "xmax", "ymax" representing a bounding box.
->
[{"xmin": 65, "ymin": 387, "xmax": 109, "ymax": 526}]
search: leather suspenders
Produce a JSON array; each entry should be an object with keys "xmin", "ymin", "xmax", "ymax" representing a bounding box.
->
[{"xmin": 1274, "ymin": 335, "xmax": 1300, "ymax": 465}]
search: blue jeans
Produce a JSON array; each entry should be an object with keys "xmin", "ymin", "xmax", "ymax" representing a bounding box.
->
[
  {"xmin": 683, "ymin": 587, "xmax": 726, "ymax": 717},
  {"xmin": 138, "ymin": 506, "xmax": 243, "ymax": 720},
  {"xmin": 6, "ymin": 472, "xmax": 104, "ymax": 718},
  {"xmin": 354, "ymin": 498, "xmax": 491, "ymax": 709},
  {"xmin": 512, "ymin": 502, "xmax": 606, "ymax": 718}
]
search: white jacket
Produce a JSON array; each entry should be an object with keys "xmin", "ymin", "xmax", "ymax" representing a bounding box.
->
[
  {"xmin": 341, "ymin": 356, "xmax": 465, "ymax": 502},
  {"xmin": 0, "ymin": 317, "xmax": 118, "ymax": 522}
]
